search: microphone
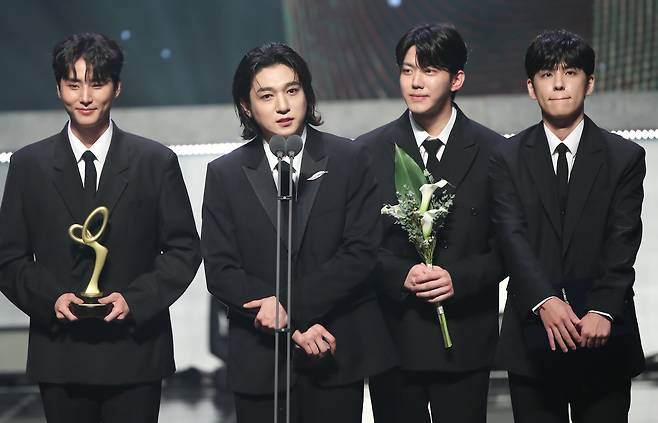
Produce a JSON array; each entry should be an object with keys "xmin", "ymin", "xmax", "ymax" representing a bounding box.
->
[
  {"xmin": 269, "ymin": 135, "xmax": 287, "ymax": 158},
  {"xmin": 285, "ymin": 135, "xmax": 303, "ymax": 157}
]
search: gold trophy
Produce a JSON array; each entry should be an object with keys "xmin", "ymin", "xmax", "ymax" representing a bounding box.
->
[{"xmin": 68, "ymin": 206, "xmax": 111, "ymax": 319}]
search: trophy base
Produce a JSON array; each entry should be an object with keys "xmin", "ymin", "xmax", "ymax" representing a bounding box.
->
[{"xmin": 71, "ymin": 294, "xmax": 113, "ymax": 319}]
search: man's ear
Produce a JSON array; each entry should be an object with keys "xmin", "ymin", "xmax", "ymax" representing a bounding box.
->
[
  {"xmin": 56, "ymin": 83, "xmax": 62, "ymax": 99},
  {"xmin": 450, "ymin": 70, "xmax": 465, "ymax": 93},
  {"xmin": 114, "ymin": 81, "xmax": 122, "ymax": 99},
  {"xmin": 585, "ymin": 74, "xmax": 595, "ymax": 97},
  {"xmin": 526, "ymin": 78, "xmax": 537, "ymax": 100},
  {"xmin": 240, "ymin": 101, "xmax": 252, "ymax": 117}
]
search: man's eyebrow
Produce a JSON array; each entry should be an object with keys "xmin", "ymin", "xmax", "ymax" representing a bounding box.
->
[{"xmin": 255, "ymin": 80, "xmax": 300, "ymax": 93}]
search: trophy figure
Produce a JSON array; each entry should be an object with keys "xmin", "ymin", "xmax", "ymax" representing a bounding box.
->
[{"xmin": 68, "ymin": 206, "xmax": 111, "ymax": 319}]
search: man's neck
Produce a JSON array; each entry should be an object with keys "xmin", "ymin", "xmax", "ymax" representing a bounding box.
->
[
  {"xmin": 71, "ymin": 122, "xmax": 110, "ymax": 148},
  {"xmin": 542, "ymin": 110, "xmax": 585, "ymax": 141},
  {"xmin": 411, "ymin": 101, "xmax": 453, "ymax": 137}
]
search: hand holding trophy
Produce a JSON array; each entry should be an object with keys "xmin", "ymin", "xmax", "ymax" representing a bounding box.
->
[{"xmin": 67, "ymin": 206, "xmax": 112, "ymax": 319}]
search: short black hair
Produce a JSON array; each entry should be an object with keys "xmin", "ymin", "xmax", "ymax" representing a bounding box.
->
[
  {"xmin": 232, "ymin": 42, "xmax": 322, "ymax": 140},
  {"xmin": 52, "ymin": 33, "xmax": 123, "ymax": 86},
  {"xmin": 395, "ymin": 23, "xmax": 467, "ymax": 76},
  {"xmin": 525, "ymin": 29, "xmax": 595, "ymax": 79}
]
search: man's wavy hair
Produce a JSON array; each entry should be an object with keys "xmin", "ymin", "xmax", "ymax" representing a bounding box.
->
[{"xmin": 232, "ymin": 42, "xmax": 322, "ymax": 140}]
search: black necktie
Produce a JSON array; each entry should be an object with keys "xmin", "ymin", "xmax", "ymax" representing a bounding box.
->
[
  {"xmin": 82, "ymin": 150, "xmax": 97, "ymax": 200},
  {"xmin": 556, "ymin": 143, "xmax": 569, "ymax": 213},
  {"xmin": 276, "ymin": 161, "xmax": 296, "ymax": 197},
  {"xmin": 422, "ymin": 138, "xmax": 443, "ymax": 179}
]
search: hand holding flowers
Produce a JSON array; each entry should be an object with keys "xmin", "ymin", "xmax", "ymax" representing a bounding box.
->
[{"xmin": 381, "ymin": 145, "xmax": 455, "ymax": 348}]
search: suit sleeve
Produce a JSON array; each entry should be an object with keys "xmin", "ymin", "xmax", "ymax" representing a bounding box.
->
[
  {"xmin": 586, "ymin": 147, "xmax": 645, "ymax": 319},
  {"xmin": 201, "ymin": 162, "xmax": 275, "ymax": 319},
  {"xmin": 489, "ymin": 148, "xmax": 556, "ymax": 315},
  {"xmin": 295, "ymin": 146, "xmax": 381, "ymax": 329},
  {"xmin": 443, "ymin": 236, "xmax": 505, "ymax": 301},
  {"xmin": 121, "ymin": 152, "xmax": 201, "ymax": 327},
  {"xmin": 0, "ymin": 155, "xmax": 63, "ymax": 327},
  {"xmin": 375, "ymin": 245, "xmax": 415, "ymax": 301}
]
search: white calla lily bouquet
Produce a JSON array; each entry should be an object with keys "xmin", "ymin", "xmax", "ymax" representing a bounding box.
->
[{"xmin": 381, "ymin": 144, "xmax": 455, "ymax": 348}]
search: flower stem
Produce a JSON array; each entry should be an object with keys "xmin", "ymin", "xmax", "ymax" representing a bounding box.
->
[
  {"xmin": 436, "ymin": 304, "xmax": 452, "ymax": 349},
  {"xmin": 425, "ymin": 262, "xmax": 452, "ymax": 349}
]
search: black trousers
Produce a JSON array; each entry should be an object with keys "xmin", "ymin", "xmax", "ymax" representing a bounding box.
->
[
  {"xmin": 369, "ymin": 367, "xmax": 490, "ymax": 423},
  {"xmin": 508, "ymin": 372, "xmax": 631, "ymax": 423},
  {"xmin": 39, "ymin": 381, "xmax": 162, "ymax": 423},
  {"xmin": 234, "ymin": 374, "xmax": 364, "ymax": 423}
]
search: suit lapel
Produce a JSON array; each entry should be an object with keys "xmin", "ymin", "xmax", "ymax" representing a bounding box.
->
[
  {"xmin": 562, "ymin": 117, "xmax": 604, "ymax": 255},
  {"xmin": 293, "ymin": 128, "xmax": 328, "ymax": 253},
  {"xmin": 95, "ymin": 124, "xmax": 130, "ymax": 214},
  {"xmin": 52, "ymin": 126, "xmax": 86, "ymax": 223},
  {"xmin": 437, "ymin": 106, "xmax": 478, "ymax": 188},
  {"xmin": 241, "ymin": 139, "xmax": 283, "ymax": 247},
  {"xmin": 522, "ymin": 123, "xmax": 562, "ymax": 237}
]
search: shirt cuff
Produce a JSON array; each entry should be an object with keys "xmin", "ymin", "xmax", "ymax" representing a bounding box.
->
[
  {"xmin": 532, "ymin": 296, "xmax": 559, "ymax": 315},
  {"xmin": 587, "ymin": 310, "xmax": 614, "ymax": 322}
]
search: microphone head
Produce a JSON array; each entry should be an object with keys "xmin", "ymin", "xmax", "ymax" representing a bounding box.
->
[
  {"xmin": 285, "ymin": 135, "xmax": 303, "ymax": 157},
  {"xmin": 269, "ymin": 135, "xmax": 286, "ymax": 158}
]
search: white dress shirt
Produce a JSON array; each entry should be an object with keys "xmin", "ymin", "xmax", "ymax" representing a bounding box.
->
[
  {"xmin": 544, "ymin": 118, "xmax": 584, "ymax": 180},
  {"xmin": 409, "ymin": 106, "xmax": 457, "ymax": 165},
  {"xmin": 68, "ymin": 121, "xmax": 113, "ymax": 190},
  {"xmin": 262, "ymin": 126, "xmax": 306, "ymax": 191}
]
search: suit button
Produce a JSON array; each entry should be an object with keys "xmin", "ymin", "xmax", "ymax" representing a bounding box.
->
[
  {"xmin": 471, "ymin": 207, "xmax": 478, "ymax": 216},
  {"xmin": 560, "ymin": 209, "xmax": 566, "ymax": 216}
]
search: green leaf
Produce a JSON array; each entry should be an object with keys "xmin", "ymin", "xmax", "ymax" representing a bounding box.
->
[{"xmin": 394, "ymin": 144, "xmax": 427, "ymax": 202}]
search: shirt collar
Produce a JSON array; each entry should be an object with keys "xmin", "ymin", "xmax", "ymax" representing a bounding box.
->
[
  {"xmin": 68, "ymin": 120, "xmax": 113, "ymax": 164},
  {"xmin": 543, "ymin": 118, "xmax": 584, "ymax": 156},
  {"xmin": 262, "ymin": 126, "xmax": 307, "ymax": 172},
  {"xmin": 409, "ymin": 106, "xmax": 457, "ymax": 148}
]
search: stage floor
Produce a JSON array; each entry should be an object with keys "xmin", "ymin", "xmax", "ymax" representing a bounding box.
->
[{"xmin": 1, "ymin": 373, "xmax": 657, "ymax": 422}]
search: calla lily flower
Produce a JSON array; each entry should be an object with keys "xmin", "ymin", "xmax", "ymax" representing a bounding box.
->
[
  {"xmin": 421, "ymin": 210, "xmax": 436, "ymax": 239},
  {"xmin": 418, "ymin": 180, "xmax": 449, "ymax": 213}
]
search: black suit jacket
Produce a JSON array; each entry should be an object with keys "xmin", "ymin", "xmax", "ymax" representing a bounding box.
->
[
  {"xmin": 490, "ymin": 116, "xmax": 645, "ymax": 379},
  {"xmin": 0, "ymin": 123, "xmax": 201, "ymax": 385},
  {"xmin": 201, "ymin": 127, "xmax": 395, "ymax": 395},
  {"xmin": 356, "ymin": 107, "xmax": 505, "ymax": 372}
]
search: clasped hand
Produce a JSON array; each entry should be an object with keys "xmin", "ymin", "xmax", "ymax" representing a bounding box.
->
[
  {"xmin": 538, "ymin": 298, "xmax": 611, "ymax": 352},
  {"xmin": 404, "ymin": 263, "xmax": 454, "ymax": 303}
]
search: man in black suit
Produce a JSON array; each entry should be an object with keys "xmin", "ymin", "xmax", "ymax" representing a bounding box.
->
[
  {"xmin": 0, "ymin": 33, "xmax": 201, "ymax": 423},
  {"xmin": 356, "ymin": 24, "xmax": 505, "ymax": 423},
  {"xmin": 201, "ymin": 43, "xmax": 395, "ymax": 423},
  {"xmin": 491, "ymin": 29, "xmax": 645, "ymax": 422}
]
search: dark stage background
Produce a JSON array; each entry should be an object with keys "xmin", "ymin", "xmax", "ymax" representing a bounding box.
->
[{"xmin": 2, "ymin": 0, "xmax": 656, "ymax": 111}]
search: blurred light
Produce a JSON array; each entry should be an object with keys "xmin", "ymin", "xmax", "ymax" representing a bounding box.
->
[
  {"xmin": 160, "ymin": 48, "xmax": 172, "ymax": 60},
  {"xmin": 168, "ymin": 142, "xmax": 244, "ymax": 156},
  {"xmin": 120, "ymin": 30, "xmax": 131, "ymax": 41},
  {"xmin": 388, "ymin": 0, "xmax": 402, "ymax": 7},
  {"xmin": 2, "ymin": 129, "xmax": 656, "ymax": 162}
]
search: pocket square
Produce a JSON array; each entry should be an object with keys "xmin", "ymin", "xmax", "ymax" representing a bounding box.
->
[{"xmin": 307, "ymin": 170, "xmax": 328, "ymax": 181}]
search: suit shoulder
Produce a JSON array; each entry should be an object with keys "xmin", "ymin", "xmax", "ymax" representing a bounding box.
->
[
  {"xmin": 491, "ymin": 125, "xmax": 535, "ymax": 160},
  {"xmin": 465, "ymin": 118, "xmax": 506, "ymax": 146},
  {"xmin": 10, "ymin": 133, "xmax": 60, "ymax": 164},
  {"xmin": 354, "ymin": 120, "xmax": 398, "ymax": 148},
  {"xmin": 601, "ymin": 129, "xmax": 645, "ymax": 157},
  {"xmin": 206, "ymin": 140, "xmax": 251, "ymax": 172},
  {"xmin": 119, "ymin": 131, "xmax": 176, "ymax": 160}
]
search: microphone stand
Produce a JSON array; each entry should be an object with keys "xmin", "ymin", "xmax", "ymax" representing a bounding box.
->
[
  {"xmin": 272, "ymin": 135, "xmax": 301, "ymax": 423},
  {"xmin": 273, "ymin": 150, "xmax": 284, "ymax": 423},
  {"xmin": 284, "ymin": 149, "xmax": 296, "ymax": 423}
]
